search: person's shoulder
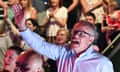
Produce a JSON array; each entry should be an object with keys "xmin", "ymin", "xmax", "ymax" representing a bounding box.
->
[
  {"xmin": 59, "ymin": 6, "xmax": 68, "ymax": 14},
  {"xmin": 32, "ymin": 7, "xmax": 36, "ymax": 11},
  {"xmin": 60, "ymin": 6, "xmax": 67, "ymax": 10},
  {"xmin": 31, "ymin": 7, "xmax": 37, "ymax": 13},
  {"xmin": 46, "ymin": 8, "xmax": 52, "ymax": 12},
  {"xmin": 95, "ymin": 52, "xmax": 112, "ymax": 63}
]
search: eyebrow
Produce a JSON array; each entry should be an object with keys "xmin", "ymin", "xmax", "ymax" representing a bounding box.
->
[
  {"xmin": 73, "ymin": 30, "xmax": 92, "ymax": 36},
  {"xmin": 81, "ymin": 31, "xmax": 92, "ymax": 36}
]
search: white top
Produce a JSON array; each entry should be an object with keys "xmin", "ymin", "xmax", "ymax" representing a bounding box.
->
[{"xmin": 46, "ymin": 6, "xmax": 67, "ymax": 36}]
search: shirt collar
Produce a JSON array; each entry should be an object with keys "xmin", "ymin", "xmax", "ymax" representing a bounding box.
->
[{"xmin": 76, "ymin": 45, "xmax": 95, "ymax": 59}]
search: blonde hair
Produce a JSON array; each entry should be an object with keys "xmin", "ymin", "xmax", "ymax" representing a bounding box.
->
[
  {"xmin": 27, "ymin": 0, "xmax": 32, "ymax": 10},
  {"xmin": 103, "ymin": 0, "xmax": 118, "ymax": 9},
  {"xmin": 57, "ymin": 28, "xmax": 70, "ymax": 41},
  {"xmin": 109, "ymin": 1, "xmax": 118, "ymax": 9},
  {"xmin": 19, "ymin": 0, "xmax": 32, "ymax": 10},
  {"xmin": 57, "ymin": 28, "xmax": 69, "ymax": 37}
]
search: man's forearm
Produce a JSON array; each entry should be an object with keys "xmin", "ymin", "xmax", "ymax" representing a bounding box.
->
[{"xmin": 20, "ymin": 29, "xmax": 62, "ymax": 60}]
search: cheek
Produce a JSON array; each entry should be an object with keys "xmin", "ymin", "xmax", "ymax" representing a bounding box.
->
[
  {"xmin": 80, "ymin": 39, "xmax": 90, "ymax": 47},
  {"xmin": 10, "ymin": 59, "xmax": 17, "ymax": 65},
  {"xmin": 26, "ymin": 24, "xmax": 29, "ymax": 27},
  {"xmin": 24, "ymin": 1, "xmax": 28, "ymax": 6},
  {"xmin": 22, "ymin": 4, "xmax": 26, "ymax": 8},
  {"xmin": 30, "ymin": 26, "xmax": 35, "ymax": 31},
  {"xmin": 27, "ymin": 25, "xmax": 33, "ymax": 30},
  {"xmin": 64, "ymin": 36, "xmax": 67, "ymax": 41},
  {"xmin": 62, "ymin": 38, "xmax": 66, "ymax": 42}
]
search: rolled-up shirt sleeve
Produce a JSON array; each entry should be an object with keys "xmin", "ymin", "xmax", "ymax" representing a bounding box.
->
[{"xmin": 20, "ymin": 28, "xmax": 65, "ymax": 60}]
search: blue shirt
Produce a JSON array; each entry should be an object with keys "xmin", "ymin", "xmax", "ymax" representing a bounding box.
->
[{"xmin": 20, "ymin": 29, "xmax": 114, "ymax": 72}]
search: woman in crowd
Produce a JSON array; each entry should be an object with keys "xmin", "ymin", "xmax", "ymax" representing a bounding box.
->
[
  {"xmin": 55, "ymin": 28, "xmax": 69, "ymax": 46},
  {"xmin": 17, "ymin": 18, "xmax": 41, "ymax": 50},
  {"xmin": 25, "ymin": 18, "xmax": 41, "ymax": 34},
  {"xmin": 102, "ymin": 0, "xmax": 120, "ymax": 44},
  {"xmin": 0, "ymin": 0, "xmax": 37, "ymax": 25},
  {"xmin": 46, "ymin": 28, "xmax": 69, "ymax": 72},
  {"xmin": 19, "ymin": 0, "xmax": 37, "ymax": 20},
  {"xmin": 3, "ymin": 46, "xmax": 24, "ymax": 72},
  {"xmin": 44, "ymin": 0, "xmax": 68, "ymax": 43},
  {"xmin": 25, "ymin": 18, "xmax": 45, "ymax": 38}
]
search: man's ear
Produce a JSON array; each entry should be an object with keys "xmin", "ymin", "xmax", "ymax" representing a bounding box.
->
[{"xmin": 89, "ymin": 36, "xmax": 95, "ymax": 44}]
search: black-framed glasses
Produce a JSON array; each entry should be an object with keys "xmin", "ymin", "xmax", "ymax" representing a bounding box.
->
[{"xmin": 72, "ymin": 30, "xmax": 93, "ymax": 37}]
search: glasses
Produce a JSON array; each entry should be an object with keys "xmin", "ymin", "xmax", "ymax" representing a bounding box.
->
[{"xmin": 72, "ymin": 30, "xmax": 93, "ymax": 37}]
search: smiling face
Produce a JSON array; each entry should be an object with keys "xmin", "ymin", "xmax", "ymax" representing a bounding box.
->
[
  {"xmin": 20, "ymin": 0, "xmax": 30, "ymax": 9},
  {"xmin": 50, "ymin": 0, "xmax": 60, "ymax": 7},
  {"xmin": 85, "ymin": 15, "xmax": 95, "ymax": 25},
  {"xmin": 56, "ymin": 29, "xmax": 68, "ymax": 45},
  {"xmin": 4, "ymin": 50, "xmax": 18, "ymax": 72},
  {"xmin": 25, "ymin": 20, "xmax": 36, "ymax": 31},
  {"xmin": 70, "ymin": 21, "xmax": 95, "ymax": 55}
]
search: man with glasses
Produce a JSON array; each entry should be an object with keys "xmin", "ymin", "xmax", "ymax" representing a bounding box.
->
[{"xmin": 16, "ymin": 20, "xmax": 114, "ymax": 72}]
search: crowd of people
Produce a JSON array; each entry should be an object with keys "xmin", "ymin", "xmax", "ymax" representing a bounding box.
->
[{"xmin": 0, "ymin": 0, "xmax": 120, "ymax": 72}]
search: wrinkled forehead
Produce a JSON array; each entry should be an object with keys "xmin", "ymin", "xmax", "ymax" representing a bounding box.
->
[{"xmin": 73, "ymin": 23, "xmax": 90, "ymax": 31}]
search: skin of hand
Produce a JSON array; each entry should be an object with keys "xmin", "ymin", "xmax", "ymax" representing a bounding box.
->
[{"xmin": 49, "ymin": 11, "xmax": 55, "ymax": 18}]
